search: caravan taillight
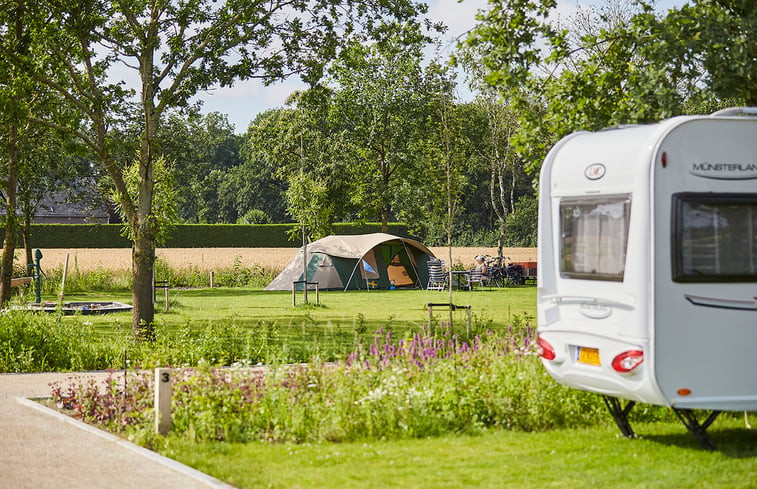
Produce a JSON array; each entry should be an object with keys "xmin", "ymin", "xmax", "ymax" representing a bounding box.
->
[
  {"xmin": 536, "ymin": 336, "xmax": 556, "ymax": 360},
  {"xmin": 611, "ymin": 350, "xmax": 644, "ymax": 373}
]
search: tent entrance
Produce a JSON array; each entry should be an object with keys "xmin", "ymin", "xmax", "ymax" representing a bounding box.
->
[
  {"xmin": 383, "ymin": 245, "xmax": 420, "ymax": 288},
  {"xmin": 387, "ymin": 253, "xmax": 413, "ymax": 286}
]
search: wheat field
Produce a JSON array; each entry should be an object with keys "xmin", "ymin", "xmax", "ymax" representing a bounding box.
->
[{"xmin": 31, "ymin": 247, "xmax": 537, "ymax": 273}]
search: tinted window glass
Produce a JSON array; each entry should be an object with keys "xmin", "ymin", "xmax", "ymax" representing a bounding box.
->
[
  {"xmin": 673, "ymin": 193, "xmax": 757, "ymax": 282},
  {"xmin": 560, "ymin": 196, "xmax": 631, "ymax": 281}
]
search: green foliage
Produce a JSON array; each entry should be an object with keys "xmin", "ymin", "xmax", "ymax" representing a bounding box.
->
[
  {"xmin": 159, "ymin": 111, "xmax": 245, "ymax": 223},
  {"xmin": 326, "ymin": 34, "xmax": 442, "ymax": 227},
  {"xmin": 285, "ymin": 171, "xmax": 334, "ymax": 241},
  {"xmin": 504, "ymin": 195, "xmax": 537, "ymax": 247},
  {"xmin": 237, "ymin": 209, "xmax": 271, "ymax": 225},
  {"xmin": 640, "ymin": 0, "xmax": 757, "ymax": 106},
  {"xmin": 0, "ymin": 313, "xmax": 324, "ymax": 373},
  {"xmin": 464, "ymin": 0, "xmax": 566, "ymax": 92},
  {"xmin": 211, "ymin": 257, "xmax": 277, "ymax": 288},
  {"xmin": 51, "ymin": 326, "xmax": 671, "ymax": 445},
  {"xmin": 5, "ymin": 287, "xmax": 539, "ymax": 372},
  {"xmin": 468, "ymin": 0, "xmax": 757, "ymax": 176},
  {"xmin": 112, "ymin": 156, "xmax": 179, "ymax": 245},
  {"xmin": 42, "ymin": 265, "xmax": 131, "ymax": 294}
]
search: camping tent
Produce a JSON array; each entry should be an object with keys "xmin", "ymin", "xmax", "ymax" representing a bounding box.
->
[{"xmin": 265, "ymin": 233, "xmax": 436, "ymax": 291}]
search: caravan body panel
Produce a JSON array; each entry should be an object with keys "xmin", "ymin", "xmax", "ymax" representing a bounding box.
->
[
  {"xmin": 652, "ymin": 119, "xmax": 757, "ymax": 410},
  {"xmin": 538, "ymin": 115, "xmax": 757, "ymax": 410}
]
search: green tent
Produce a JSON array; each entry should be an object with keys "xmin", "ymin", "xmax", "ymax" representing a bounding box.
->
[{"xmin": 265, "ymin": 233, "xmax": 436, "ymax": 291}]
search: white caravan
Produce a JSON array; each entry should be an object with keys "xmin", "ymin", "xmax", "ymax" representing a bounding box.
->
[{"xmin": 536, "ymin": 108, "xmax": 757, "ymax": 449}]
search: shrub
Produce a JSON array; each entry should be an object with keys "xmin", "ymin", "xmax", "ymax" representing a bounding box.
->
[
  {"xmin": 48, "ymin": 325, "xmax": 677, "ymax": 444},
  {"xmin": 237, "ymin": 209, "xmax": 272, "ymax": 224}
]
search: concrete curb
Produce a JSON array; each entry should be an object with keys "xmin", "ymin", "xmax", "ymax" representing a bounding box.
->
[{"xmin": 15, "ymin": 396, "xmax": 236, "ymax": 489}]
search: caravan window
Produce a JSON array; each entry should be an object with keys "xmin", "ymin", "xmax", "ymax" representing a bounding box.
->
[
  {"xmin": 673, "ymin": 193, "xmax": 757, "ymax": 282},
  {"xmin": 560, "ymin": 195, "xmax": 631, "ymax": 281}
]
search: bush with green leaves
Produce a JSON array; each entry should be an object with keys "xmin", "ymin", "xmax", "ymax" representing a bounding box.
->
[{"xmin": 237, "ymin": 209, "xmax": 272, "ymax": 224}]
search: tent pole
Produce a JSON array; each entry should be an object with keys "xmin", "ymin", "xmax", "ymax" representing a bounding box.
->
[
  {"xmin": 400, "ymin": 239, "xmax": 421, "ymax": 288},
  {"xmin": 302, "ymin": 226, "xmax": 308, "ymax": 303},
  {"xmin": 344, "ymin": 255, "xmax": 364, "ymax": 292}
]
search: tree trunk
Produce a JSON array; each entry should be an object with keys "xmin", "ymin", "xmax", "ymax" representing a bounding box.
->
[
  {"xmin": 132, "ymin": 226, "xmax": 155, "ymax": 338},
  {"xmin": 131, "ymin": 27, "xmax": 159, "ymax": 338},
  {"xmin": 497, "ymin": 218, "xmax": 505, "ymax": 264},
  {"xmin": 23, "ymin": 213, "xmax": 32, "ymax": 267},
  {"xmin": 0, "ymin": 122, "xmax": 19, "ymax": 306}
]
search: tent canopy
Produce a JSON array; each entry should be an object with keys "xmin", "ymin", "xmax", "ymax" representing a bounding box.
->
[{"xmin": 265, "ymin": 233, "xmax": 436, "ymax": 291}]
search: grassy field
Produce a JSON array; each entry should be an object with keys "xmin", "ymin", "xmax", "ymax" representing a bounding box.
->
[
  {"xmin": 62, "ymin": 286, "xmax": 537, "ymax": 339},
  {"xmin": 34, "ymin": 283, "xmax": 757, "ymax": 486},
  {"xmin": 163, "ymin": 419, "xmax": 757, "ymax": 488}
]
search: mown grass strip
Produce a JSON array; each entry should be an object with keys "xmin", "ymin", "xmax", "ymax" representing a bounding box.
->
[{"xmin": 161, "ymin": 420, "xmax": 757, "ymax": 489}]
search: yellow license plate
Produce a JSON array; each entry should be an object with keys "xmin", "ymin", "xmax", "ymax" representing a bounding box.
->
[{"xmin": 577, "ymin": 347, "xmax": 600, "ymax": 366}]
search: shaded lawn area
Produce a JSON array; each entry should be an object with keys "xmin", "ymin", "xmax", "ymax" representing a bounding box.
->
[
  {"xmin": 162, "ymin": 419, "xmax": 757, "ymax": 489},
  {"xmin": 58, "ymin": 286, "xmax": 537, "ymax": 337}
]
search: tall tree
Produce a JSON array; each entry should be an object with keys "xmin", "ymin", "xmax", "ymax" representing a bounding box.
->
[
  {"xmin": 0, "ymin": 3, "xmax": 74, "ymax": 305},
  {"xmin": 468, "ymin": 0, "xmax": 757, "ymax": 175},
  {"xmin": 327, "ymin": 33, "xmax": 437, "ymax": 231},
  {"xmin": 458, "ymin": 46, "xmax": 527, "ymax": 258},
  {"xmin": 244, "ymin": 93, "xmax": 354, "ymax": 227},
  {"xmin": 158, "ymin": 111, "xmax": 243, "ymax": 222},
  {"xmin": 16, "ymin": 134, "xmax": 90, "ymax": 267},
  {"xmin": 3, "ymin": 0, "xmax": 425, "ymax": 335}
]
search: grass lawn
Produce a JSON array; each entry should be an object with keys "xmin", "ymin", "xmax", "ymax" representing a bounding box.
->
[
  {"xmin": 39, "ymin": 285, "xmax": 757, "ymax": 486},
  {"xmin": 59, "ymin": 286, "xmax": 537, "ymax": 337},
  {"xmin": 162, "ymin": 419, "xmax": 757, "ymax": 488}
]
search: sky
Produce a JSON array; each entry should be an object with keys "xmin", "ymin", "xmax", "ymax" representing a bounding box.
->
[{"xmin": 190, "ymin": 0, "xmax": 685, "ymax": 133}]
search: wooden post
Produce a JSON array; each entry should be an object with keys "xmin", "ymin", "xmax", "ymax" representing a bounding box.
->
[
  {"xmin": 292, "ymin": 284, "xmax": 296, "ymax": 307},
  {"xmin": 58, "ymin": 253, "xmax": 69, "ymax": 304},
  {"xmin": 466, "ymin": 306, "xmax": 472, "ymax": 338},
  {"xmin": 315, "ymin": 283, "xmax": 319, "ymax": 305},
  {"xmin": 209, "ymin": 271, "xmax": 215, "ymax": 288},
  {"xmin": 427, "ymin": 303, "xmax": 433, "ymax": 323},
  {"xmin": 154, "ymin": 368, "xmax": 172, "ymax": 435},
  {"xmin": 164, "ymin": 286, "xmax": 170, "ymax": 312}
]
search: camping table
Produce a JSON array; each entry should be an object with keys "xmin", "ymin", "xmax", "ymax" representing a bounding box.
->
[{"xmin": 450, "ymin": 270, "xmax": 471, "ymax": 290}]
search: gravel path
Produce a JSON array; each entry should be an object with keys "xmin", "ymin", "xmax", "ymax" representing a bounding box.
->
[{"xmin": 0, "ymin": 372, "xmax": 233, "ymax": 489}]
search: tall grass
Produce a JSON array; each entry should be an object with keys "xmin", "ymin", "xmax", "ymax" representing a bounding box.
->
[
  {"xmin": 36, "ymin": 256, "xmax": 278, "ymax": 294},
  {"xmin": 50, "ymin": 325, "xmax": 677, "ymax": 447},
  {"xmin": 0, "ymin": 312, "xmax": 121, "ymax": 372},
  {"xmin": 0, "ymin": 311, "xmax": 368, "ymax": 373}
]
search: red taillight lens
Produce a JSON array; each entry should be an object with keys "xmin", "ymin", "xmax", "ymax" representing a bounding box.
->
[
  {"xmin": 536, "ymin": 336, "xmax": 556, "ymax": 360},
  {"xmin": 611, "ymin": 350, "xmax": 644, "ymax": 373}
]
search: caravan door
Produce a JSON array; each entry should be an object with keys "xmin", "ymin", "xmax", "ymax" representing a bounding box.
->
[{"xmin": 652, "ymin": 117, "xmax": 757, "ymax": 411}]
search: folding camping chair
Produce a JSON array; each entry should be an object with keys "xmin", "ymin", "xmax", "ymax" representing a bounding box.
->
[
  {"xmin": 468, "ymin": 268, "xmax": 488, "ymax": 290},
  {"xmin": 426, "ymin": 260, "xmax": 447, "ymax": 291}
]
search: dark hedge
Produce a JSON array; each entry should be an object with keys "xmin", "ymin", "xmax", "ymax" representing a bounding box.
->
[{"xmin": 12, "ymin": 223, "xmax": 410, "ymax": 248}]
